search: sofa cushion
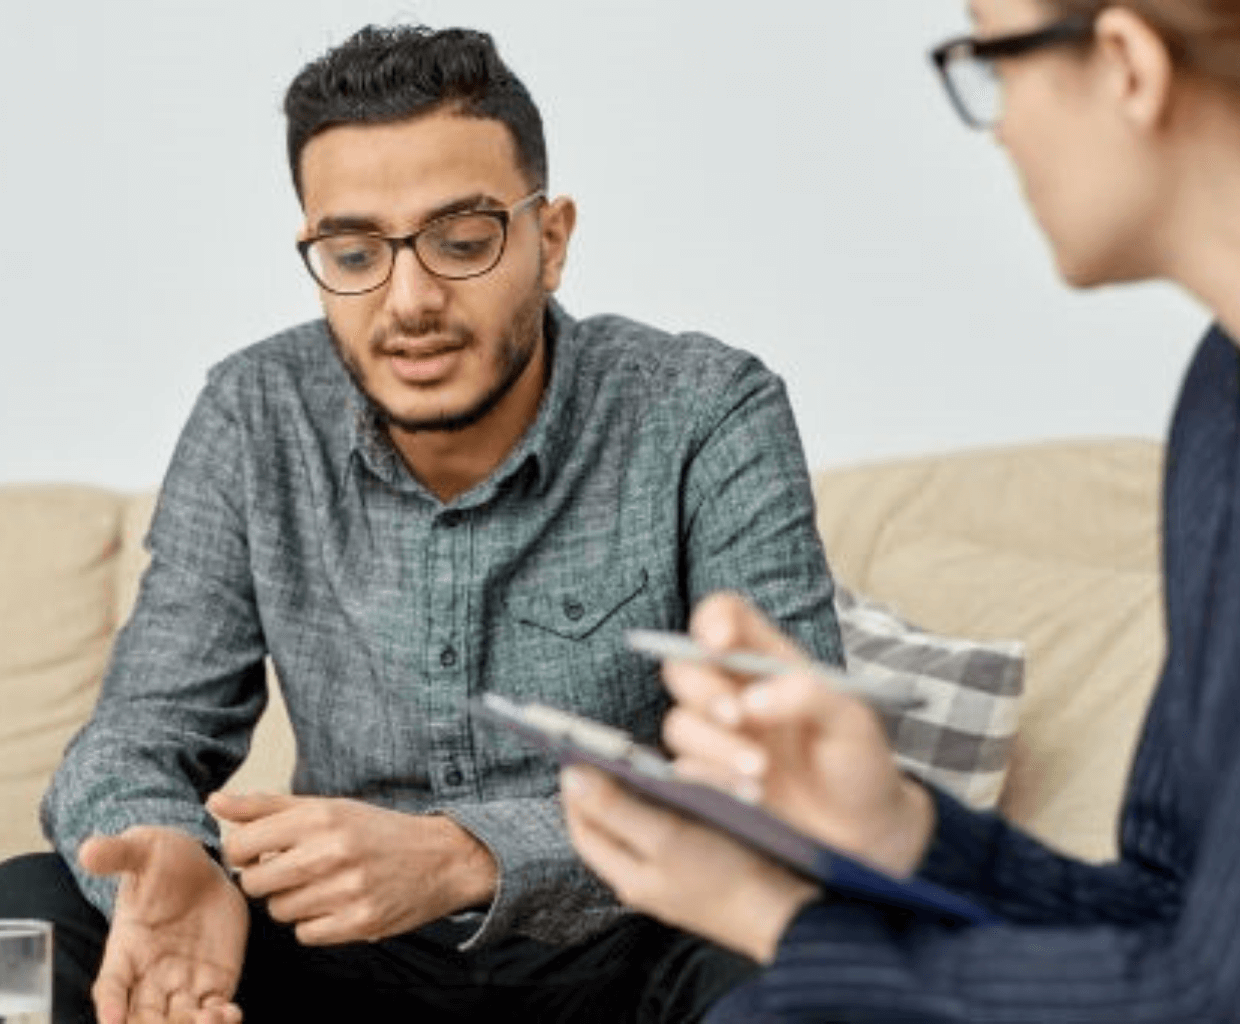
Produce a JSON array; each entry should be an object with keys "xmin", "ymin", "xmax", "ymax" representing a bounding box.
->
[
  {"xmin": 837, "ymin": 586, "xmax": 1023, "ymax": 810},
  {"xmin": 814, "ymin": 440, "xmax": 1164, "ymax": 862},
  {"xmin": 0, "ymin": 485, "xmax": 127, "ymax": 859}
]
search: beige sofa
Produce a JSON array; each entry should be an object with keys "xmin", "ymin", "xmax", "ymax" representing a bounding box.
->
[{"xmin": 0, "ymin": 438, "xmax": 1164, "ymax": 866}]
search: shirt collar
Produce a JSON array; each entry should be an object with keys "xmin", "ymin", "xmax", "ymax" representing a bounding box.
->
[
  {"xmin": 343, "ymin": 299, "xmax": 580, "ymax": 504},
  {"xmin": 346, "ymin": 380, "xmax": 404, "ymax": 488},
  {"xmin": 510, "ymin": 298, "xmax": 578, "ymax": 496}
]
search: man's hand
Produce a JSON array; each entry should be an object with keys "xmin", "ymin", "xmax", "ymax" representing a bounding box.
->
[
  {"xmin": 207, "ymin": 793, "xmax": 497, "ymax": 946},
  {"xmin": 662, "ymin": 592, "xmax": 935, "ymax": 878},
  {"xmin": 79, "ymin": 827, "xmax": 248, "ymax": 1024}
]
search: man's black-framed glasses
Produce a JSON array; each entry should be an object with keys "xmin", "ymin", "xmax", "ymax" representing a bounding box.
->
[
  {"xmin": 930, "ymin": 16, "xmax": 1094, "ymax": 130},
  {"xmin": 299, "ymin": 188, "xmax": 546, "ymax": 296}
]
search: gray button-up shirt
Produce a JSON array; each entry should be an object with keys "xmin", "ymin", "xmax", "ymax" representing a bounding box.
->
[{"xmin": 43, "ymin": 302, "xmax": 842, "ymax": 949}]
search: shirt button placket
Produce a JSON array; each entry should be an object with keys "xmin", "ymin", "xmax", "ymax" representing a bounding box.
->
[{"xmin": 431, "ymin": 509, "xmax": 466, "ymax": 796}]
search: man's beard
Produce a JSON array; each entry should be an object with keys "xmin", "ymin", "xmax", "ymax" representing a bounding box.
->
[{"xmin": 329, "ymin": 285, "xmax": 546, "ymax": 435}]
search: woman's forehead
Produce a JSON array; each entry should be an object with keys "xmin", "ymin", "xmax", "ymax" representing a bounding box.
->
[{"xmin": 972, "ymin": 0, "xmax": 1049, "ymax": 31}]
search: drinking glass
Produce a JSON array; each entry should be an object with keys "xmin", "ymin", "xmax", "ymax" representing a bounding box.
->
[{"xmin": 0, "ymin": 920, "xmax": 51, "ymax": 1024}]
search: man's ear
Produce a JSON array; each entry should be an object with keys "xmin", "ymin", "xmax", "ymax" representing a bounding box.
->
[
  {"xmin": 538, "ymin": 195, "xmax": 577, "ymax": 292},
  {"xmin": 1094, "ymin": 6, "xmax": 1175, "ymax": 130}
]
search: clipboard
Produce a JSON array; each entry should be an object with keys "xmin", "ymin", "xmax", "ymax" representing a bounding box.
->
[{"xmin": 472, "ymin": 693, "xmax": 1001, "ymax": 927}]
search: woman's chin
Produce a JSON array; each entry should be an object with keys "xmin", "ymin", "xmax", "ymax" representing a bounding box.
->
[{"xmin": 1051, "ymin": 245, "xmax": 1116, "ymax": 290}]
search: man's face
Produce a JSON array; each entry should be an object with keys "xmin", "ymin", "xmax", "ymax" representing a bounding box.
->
[{"xmin": 299, "ymin": 111, "xmax": 569, "ymax": 434}]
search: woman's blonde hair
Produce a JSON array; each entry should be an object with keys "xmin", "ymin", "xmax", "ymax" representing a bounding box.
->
[{"xmin": 1046, "ymin": 1, "xmax": 1240, "ymax": 87}]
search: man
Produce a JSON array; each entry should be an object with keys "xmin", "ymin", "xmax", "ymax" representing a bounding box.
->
[{"xmin": 0, "ymin": 24, "xmax": 840, "ymax": 1024}]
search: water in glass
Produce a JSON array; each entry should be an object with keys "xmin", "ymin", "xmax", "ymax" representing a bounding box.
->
[{"xmin": 0, "ymin": 921, "xmax": 51, "ymax": 1024}]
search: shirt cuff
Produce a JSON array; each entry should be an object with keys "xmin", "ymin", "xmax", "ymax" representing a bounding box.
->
[
  {"xmin": 915, "ymin": 785, "xmax": 1004, "ymax": 894},
  {"xmin": 439, "ymin": 797, "xmax": 627, "ymax": 950},
  {"xmin": 44, "ymin": 800, "xmax": 221, "ymax": 920}
]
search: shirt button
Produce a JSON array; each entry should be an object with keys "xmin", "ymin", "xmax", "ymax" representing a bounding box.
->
[
  {"xmin": 445, "ymin": 765, "xmax": 464, "ymax": 787},
  {"xmin": 440, "ymin": 645, "xmax": 458, "ymax": 668},
  {"xmin": 563, "ymin": 599, "xmax": 585, "ymax": 621}
]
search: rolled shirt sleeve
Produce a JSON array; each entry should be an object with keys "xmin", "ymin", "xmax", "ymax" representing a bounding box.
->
[
  {"xmin": 440, "ymin": 797, "xmax": 622, "ymax": 949},
  {"xmin": 41, "ymin": 384, "xmax": 269, "ymax": 917}
]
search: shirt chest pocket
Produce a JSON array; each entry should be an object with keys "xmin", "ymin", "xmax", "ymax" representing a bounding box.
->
[
  {"xmin": 500, "ymin": 566, "xmax": 666, "ymax": 738},
  {"xmin": 506, "ymin": 567, "xmax": 650, "ymax": 640}
]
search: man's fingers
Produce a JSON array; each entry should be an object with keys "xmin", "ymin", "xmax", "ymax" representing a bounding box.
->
[
  {"xmin": 235, "ymin": 841, "xmax": 322, "ymax": 899},
  {"xmin": 90, "ymin": 909, "xmax": 146, "ymax": 1024},
  {"xmin": 128, "ymin": 975, "xmax": 171, "ymax": 1024},
  {"xmin": 168, "ymin": 989, "xmax": 202, "ymax": 1024},
  {"xmin": 207, "ymin": 791, "xmax": 296, "ymax": 824},
  {"xmin": 197, "ymin": 996, "xmax": 243, "ymax": 1024},
  {"xmin": 293, "ymin": 905, "xmax": 376, "ymax": 947},
  {"xmin": 169, "ymin": 984, "xmax": 241, "ymax": 1024},
  {"xmin": 79, "ymin": 832, "xmax": 148, "ymax": 878},
  {"xmin": 264, "ymin": 875, "xmax": 343, "ymax": 927},
  {"xmin": 690, "ymin": 591, "xmax": 807, "ymax": 662},
  {"xmin": 215, "ymin": 795, "xmax": 305, "ymax": 869},
  {"xmin": 91, "ymin": 971, "xmax": 132, "ymax": 1024}
]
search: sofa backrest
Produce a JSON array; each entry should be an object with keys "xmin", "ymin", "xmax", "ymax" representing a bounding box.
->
[
  {"xmin": 1, "ymin": 486, "xmax": 130, "ymax": 860},
  {"xmin": 0, "ymin": 438, "xmax": 1165, "ymax": 864},
  {"xmin": 813, "ymin": 438, "xmax": 1164, "ymax": 862},
  {"xmin": 0, "ymin": 485, "xmax": 295, "ymax": 860}
]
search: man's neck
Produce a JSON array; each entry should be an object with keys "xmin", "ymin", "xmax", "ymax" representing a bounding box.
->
[{"xmin": 388, "ymin": 337, "xmax": 549, "ymax": 503}]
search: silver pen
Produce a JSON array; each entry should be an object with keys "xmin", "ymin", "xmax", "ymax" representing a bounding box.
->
[{"xmin": 626, "ymin": 629, "xmax": 926, "ymax": 714}]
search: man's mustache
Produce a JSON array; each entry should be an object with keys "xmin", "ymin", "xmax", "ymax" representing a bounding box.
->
[{"xmin": 369, "ymin": 318, "xmax": 472, "ymax": 351}]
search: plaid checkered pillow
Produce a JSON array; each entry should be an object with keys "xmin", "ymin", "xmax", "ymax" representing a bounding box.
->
[{"xmin": 836, "ymin": 587, "xmax": 1025, "ymax": 809}]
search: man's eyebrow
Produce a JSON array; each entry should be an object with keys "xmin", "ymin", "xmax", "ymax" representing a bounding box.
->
[
  {"xmin": 426, "ymin": 193, "xmax": 503, "ymax": 220},
  {"xmin": 314, "ymin": 214, "xmax": 382, "ymax": 234},
  {"xmin": 313, "ymin": 193, "xmax": 501, "ymax": 236}
]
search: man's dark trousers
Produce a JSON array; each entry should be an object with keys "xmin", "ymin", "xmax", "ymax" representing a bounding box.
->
[{"xmin": 0, "ymin": 853, "xmax": 757, "ymax": 1023}]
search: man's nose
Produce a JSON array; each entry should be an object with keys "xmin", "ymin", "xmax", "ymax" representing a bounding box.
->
[{"xmin": 384, "ymin": 244, "xmax": 448, "ymax": 318}]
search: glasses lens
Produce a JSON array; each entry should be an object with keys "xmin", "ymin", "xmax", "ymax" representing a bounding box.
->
[
  {"xmin": 946, "ymin": 52, "xmax": 1001, "ymax": 128},
  {"xmin": 307, "ymin": 235, "xmax": 391, "ymax": 294},
  {"xmin": 418, "ymin": 214, "xmax": 505, "ymax": 279}
]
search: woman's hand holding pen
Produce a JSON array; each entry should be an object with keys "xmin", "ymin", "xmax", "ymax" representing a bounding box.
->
[
  {"xmin": 563, "ymin": 590, "xmax": 936, "ymax": 962},
  {"xmin": 662, "ymin": 591, "xmax": 936, "ymax": 879}
]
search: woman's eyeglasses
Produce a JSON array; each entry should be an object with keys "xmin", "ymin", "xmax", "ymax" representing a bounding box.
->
[{"xmin": 929, "ymin": 16, "xmax": 1095, "ymax": 130}]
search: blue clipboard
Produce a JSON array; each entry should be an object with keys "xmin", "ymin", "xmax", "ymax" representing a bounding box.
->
[{"xmin": 472, "ymin": 694, "xmax": 1001, "ymax": 928}]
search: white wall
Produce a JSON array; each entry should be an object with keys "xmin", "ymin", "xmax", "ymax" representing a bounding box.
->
[{"xmin": 0, "ymin": 1, "xmax": 1207, "ymax": 489}]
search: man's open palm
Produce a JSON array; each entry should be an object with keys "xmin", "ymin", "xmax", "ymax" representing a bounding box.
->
[{"xmin": 80, "ymin": 827, "xmax": 249, "ymax": 1024}]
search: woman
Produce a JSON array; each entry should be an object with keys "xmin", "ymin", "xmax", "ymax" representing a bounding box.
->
[{"xmin": 563, "ymin": 1, "xmax": 1240, "ymax": 1020}]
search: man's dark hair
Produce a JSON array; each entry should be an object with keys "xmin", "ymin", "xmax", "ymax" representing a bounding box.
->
[{"xmin": 284, "ymin": 24, "xmax": 547, "ymax": 199}]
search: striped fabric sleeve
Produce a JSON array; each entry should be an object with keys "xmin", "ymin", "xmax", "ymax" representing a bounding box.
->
[
  {"xmin": 706, "ymin": 774, "xmax": 1240, "ymax": 1023},
  {"xmin": 917, "ymin": 788, "xmax": 1179, "ymax": 926}
]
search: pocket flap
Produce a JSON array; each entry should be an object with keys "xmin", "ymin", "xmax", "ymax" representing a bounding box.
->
[{"xmin": 507, "ymin": 567, "xmax": 650, "ymax": 640}]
